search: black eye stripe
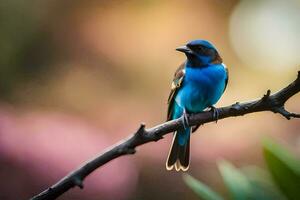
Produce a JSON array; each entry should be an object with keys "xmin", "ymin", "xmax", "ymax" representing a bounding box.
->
[
  {"xmin": 198, "ymin": 46, "xmax": 204, "ymax": 51},
  {"xmin": 196, "ymin": 46, "xmax": 210, "ymax": 53},
  {"xmin": 189, "ymin": 45, "xmax": 204, "ymax": 51},
  {"xmin": 188, "ymin": 44, "xmax": 216, "ymax": 56},
  {"xmin": 196, "ymin": 45, "xmax": 208, "ymax": 51}
]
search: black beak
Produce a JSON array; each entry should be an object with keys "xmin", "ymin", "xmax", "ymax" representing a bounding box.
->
[{"xmin": 176, "ymin": 45, "xmax": 194, "ymax": 55}]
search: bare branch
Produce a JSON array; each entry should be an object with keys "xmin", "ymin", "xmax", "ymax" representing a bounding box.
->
[
  {"xmin": 31, "ymin": 71, "xmax": 300, "ymax": 200},
  {"xmin": 272, "ymin": 106, "xmax": 300, "ymax": 120}
]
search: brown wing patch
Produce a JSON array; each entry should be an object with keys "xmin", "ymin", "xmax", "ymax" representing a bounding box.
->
[
  {"xmin": 211, "ymin": 52, "xmax": 223, "ymax": 64},
  {"xmin": 167, "ymin": 63, "xmax": 185, "ymax": 120}
]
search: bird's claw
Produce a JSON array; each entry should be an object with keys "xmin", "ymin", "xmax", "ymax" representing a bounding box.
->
[
  {"xmin": 209, "ymin": 106, "xmax": 219, "ymax": 123},
  {"xmin": 181, "ymin": 109, "xmax": 189, "ymax": 129}
]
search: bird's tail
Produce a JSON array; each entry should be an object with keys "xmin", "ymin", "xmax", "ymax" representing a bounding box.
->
[{"xmin": 166, "ymin": 127, "xmax": 190, "ymax": 171}]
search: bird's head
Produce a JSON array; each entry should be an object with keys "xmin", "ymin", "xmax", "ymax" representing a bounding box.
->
[{"xmin": 176, "ymin": 40, "xmax": 222, "ymax": 67}]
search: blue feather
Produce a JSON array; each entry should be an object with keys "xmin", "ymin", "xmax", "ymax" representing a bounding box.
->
[
  {"xmin": 166, "ymin": 40, "xmax": 228, "ymax": 171},
  {"xmin": 172, "ymin": 63, "xmax": 227, "ymax": 144}
]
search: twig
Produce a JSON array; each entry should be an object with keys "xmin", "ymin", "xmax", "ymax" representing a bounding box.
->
[{"xmin": 31, "ymin": 71, "xmax": 300, "ymax": 200}]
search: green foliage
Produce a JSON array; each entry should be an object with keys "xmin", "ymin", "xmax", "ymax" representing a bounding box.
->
[
  {"xmin": 183, "ymin": 174, "xmax": 224, "ymax": 200},
  {"xmin": 0, "ymin": 0, "xmax": 52, "ymax": 99},
  {"xmin": 241, "ymin": 166, "xmax": 286, "ymax": 200},
  {"xmin": 263, "ymin": 138, "xmax": 300, "ymax": 200},
  {"xmin": 218, "ymin": 160, "xmax": 253, "ymax": 200},
  {"xmin": 218, "ymin": 160, "xmax": 281, "ymax": 200},
  {"xmin": 183, "ymin": 138, "xmax": 300, "ymax": 200}
]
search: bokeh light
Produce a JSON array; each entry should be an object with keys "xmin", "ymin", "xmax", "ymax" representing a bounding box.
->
[
  {"xmin": 229, "ymin": 0, "xmax": 300, "ymax": 71},
  {"xmin": 0, "ymin": 0, "xmax": 299, "ymax": 199}
]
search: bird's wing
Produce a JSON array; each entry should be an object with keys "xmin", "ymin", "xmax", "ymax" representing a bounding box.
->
[
  {"xmin": 223, "ymin": 65, "xmax": 229, "ymax": 93},
  {"xmin": 167, "ymin": 63, "xmax": 185, "ymax": 120}
]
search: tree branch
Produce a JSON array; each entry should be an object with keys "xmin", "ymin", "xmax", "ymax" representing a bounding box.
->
[{"xmin": 31, "ymin": 71, "xmax": 300, "ymax": 200}]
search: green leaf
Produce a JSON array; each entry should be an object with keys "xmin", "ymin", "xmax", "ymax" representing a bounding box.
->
[
  {"xmin": 218, "ymin": 160, "xmax": 282, "ymax": 200},
  {"xmin": 183, "ymin": 174, "xmax": 224, "ymax": 200},
  {"xmin": 242, "ymin": 166, "xmax": 287, "ymax": 200},
  {"xmin": 218, "ymin": 160, "xmax": 253, "ymax": 200},
  {"xmin": 263, "ymin": 137, "xmax": 300, "ymax": 200}
]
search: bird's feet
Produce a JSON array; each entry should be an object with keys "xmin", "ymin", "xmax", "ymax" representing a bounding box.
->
[
  {"xmin": 209, "ymin": 106, "xmax": 220, "ymax": 123},
  {"xmin": 181, "ymin": 109, "xmax": 190, "ymax": 129}
]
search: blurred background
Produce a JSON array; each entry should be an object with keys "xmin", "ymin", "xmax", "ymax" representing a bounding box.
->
[{"xmin": 0, "ymin": 0, "xmax": 299, "ymax": 199}]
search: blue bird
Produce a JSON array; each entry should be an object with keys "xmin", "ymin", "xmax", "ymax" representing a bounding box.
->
[{"xmin": 166, "ymin": 40, "xmax": 228, "ymax": 171}]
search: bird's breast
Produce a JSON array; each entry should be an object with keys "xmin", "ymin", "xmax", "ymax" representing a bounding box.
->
[{"xmin": 175, "ymin": 64, "xmax": 227, "ymax": 113}]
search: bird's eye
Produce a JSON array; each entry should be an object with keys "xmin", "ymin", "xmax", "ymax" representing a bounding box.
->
[
  {"xmin": 206, "ymin": 48, "xmax": 215, "ymax": 55},
  {"xmin": 196, "ymin": 45, "xmax": 206, "ymax": 53}
]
